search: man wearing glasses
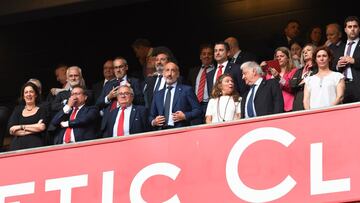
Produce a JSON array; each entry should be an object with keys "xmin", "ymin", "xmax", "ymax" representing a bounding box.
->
[
  {"xmin": 51, "ymin": 85, "xmax": 99, "ymax": 144},
  {"xmin": 96, "ymin": 56, "xmax": 144, "ymax": 113},
  {"xmin": 101, "ymin": 85, "xmax": 150, "ymax": 137}
]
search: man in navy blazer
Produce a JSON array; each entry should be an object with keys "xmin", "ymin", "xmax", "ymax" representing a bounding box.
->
[
  {"xmin": 101, "ymin": 85, "xmax": 150, "ymax": 137},
  {"xmin": 207, "ymin": 41, "xmax": 248, "ymax": 97},
  {"xmin": 240, "ymin": 61, "xmax": 284, "ymax": 118},
  {"xmin": 96, "ymin": 56, "xmax": 144, "ymax": 111},
  {"xmin": 150, "ymin": 62, "xmax": 202, "ymax": 129},
  {"xmin": 51, "ymin": 85, "xmax": 99, "ymax": 144}
]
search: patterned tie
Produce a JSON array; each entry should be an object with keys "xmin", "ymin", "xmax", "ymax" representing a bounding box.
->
[
  {"xmin": 247, "ymin": 85, "xmax": 256, "ymax": 118},
  {"xmin": 117, "ymin": 106, "xmax": 126, "ymax": 136},
  {"xmin": 197, "ymin": 66, "xmax": 208, "ymax": 102},
  {"xmin": 164, "ymin": 86, "xmax": 173, "ymax": 125},
  {"xmin": 216, "ymin": 65, "xmax": 223, "ymax": 81},
  {"xmin": 344, "ymin": 41, "xmax": 355, "ymax": 78},
  {"xmin": 64, "ymin": 107, "xmax": 78, "ymax": 143}
]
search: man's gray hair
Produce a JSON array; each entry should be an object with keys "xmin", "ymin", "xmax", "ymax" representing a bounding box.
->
[
  {"xmin": 240, "ymin": 61, "xmax": 264, "ymax": 76},
  {"xmin": 118, "ymin": 85, "xmax": 134, "ymax": 96}
]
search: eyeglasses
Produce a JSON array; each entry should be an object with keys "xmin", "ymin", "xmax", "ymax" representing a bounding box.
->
[
  {"xmin": 114, "ymin": 64, "xmax": 127, "ymax": 69},
  {"xmin": 118, "ymin": 92, "xmax": 132, "ymax": 96}
]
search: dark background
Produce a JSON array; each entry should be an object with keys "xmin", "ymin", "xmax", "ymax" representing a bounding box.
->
[{"xmin": 0, "ymin": 0, "xmax": 357, "ymax": 107}]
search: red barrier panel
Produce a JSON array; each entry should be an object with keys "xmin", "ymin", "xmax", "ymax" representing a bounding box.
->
[{"xmin": 1, "ymin": 104, "xmax": 360, "ymax": 202}]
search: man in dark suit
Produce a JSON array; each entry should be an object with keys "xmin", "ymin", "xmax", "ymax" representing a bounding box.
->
[
  {"xmin": 101, "ymin": 85, "xmax": 150, "ymax": 137},
  {"xmin": 271, "ymin": 19, "xmax": 302, "ymax": 50},
  {"xmin": 207, "ymin": 41, "xmax": 248, "ymax": 97},
  {"xmin": 150, "ymin": 62, "xmax": 202, "ymax": 129},
  {"xmin": 240, "ymin": 61, "xmax": 284, "ymax": 118},
  {"xmin": 91, "ymin": 59, "xmax": 115, "ymax": 101},
  {"xmin": 51, "ymin": 85, "xmax": 99, "ymax": 144},
  {"xmin": 225, "ymin": 36, "xmax": 258, "ymax": 65},
  {"xmin": 143, "ymin": 51, "xmax": 171, "ymax": 109},
  {"xmin": 187, "ymin": 43, "xmax": 214, "ymax": 124},
  {"xmin": 325, "ymin": 23, "xmax": 344, "ymax": 53},
  {"xmin": 51, "ymin": 66, "xmax": 94, "ymax": 114},
  {"xmin": 333, "ymin": 16, "xmax": 360, "ymax": 103},
  {"xmin": 96, "ymin": 56, "xmax": 143, "ymax": 111}
]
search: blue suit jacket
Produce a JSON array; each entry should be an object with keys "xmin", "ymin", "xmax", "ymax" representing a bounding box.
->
[
  {"xmin": 150, "ymin": 83, "xmax": 202, "ymax": 128},
  {"xmin": 51, "ymin": 105, "xmax": 99, "ymax": 144},
  {"xmin": 101, "ymin": 105, "xmax": 150, "ymax": 137},
  {"xmin": 95, "ymin": 76, "xmax": 144, "ymax": 109}
]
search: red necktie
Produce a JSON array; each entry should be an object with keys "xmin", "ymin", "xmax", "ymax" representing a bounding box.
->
[
  {"xmin": 216, "ymin": 65, "xmax": 223, "ymax": 81},
  {"xmin": 64, "ymin": 107, "xmax": 78, "ymax": 143},
  {"xmin": 117, "ymin": 106, "xmax": 126, "ymax": 136},
  {"xmin": 197, "ymin": 66, "xmax": 208, "ymax": 102}
]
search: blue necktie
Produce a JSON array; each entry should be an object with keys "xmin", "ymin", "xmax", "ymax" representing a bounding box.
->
[
  {"xmin": 247, "ymin": 85, "xmax": 256, "ymax": 118},
  {"xmin": 164, "ymin": 86, "xmax": 173, "ymax": 124}
]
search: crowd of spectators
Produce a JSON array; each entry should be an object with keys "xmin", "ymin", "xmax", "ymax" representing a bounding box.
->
[{"xmin": 2, "ymin": 15, "xmax": 360, "ymax": 152}]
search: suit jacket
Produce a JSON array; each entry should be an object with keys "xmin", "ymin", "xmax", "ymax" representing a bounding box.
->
[
  {"xmin": 101, "ymin": 105, "xmax": 150, "ymax": 137},
  {"xmin": 207, "ymin": 62, "xmax": 248, "ymax": 97},
  {"xmin": 51, "ymin": 89, "xmax": 94, "ymax": 113},
  {"xmin": 51, "ymin": 105, "xmax": 99, "ymax": 144},
  {"xmin": 96, "ymin": 76, "xmax": 144, "ymax": 109},
  {"xmin": 143, "ymin": 75, "xmax": 184, "ymax": 109},
  {"xmin": 92, "ymin": 80, "xmax": 106, "ymax": 102},
  {"xmin": 232, "ymin": 50, "xmax": 258, "ymax": 66},
  {"xmin": 241, "ymin": 79, "xmax": 284, "ymax": 118},
  {"xmin": 150, "ymin": 83, "xmax": 202, "ymax": 128}
]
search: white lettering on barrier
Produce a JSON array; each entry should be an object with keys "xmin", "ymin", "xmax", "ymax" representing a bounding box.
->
[
  {"xmin": 102, "ymin": 171, "xmax": 114, "ymax": 203},
  {"xmin": 129, "ymin": 163, "xmax": 181, "ymax": 203},
  {"xmin": 310, "ymin": 143, "xmax": 350, "ymax": 195},
  {"xmin": 0, "ymin": 182, "xmax": 35, "ymax": 203},
  {"xmin": 226, "ymin": 127, "xmax": 297, "ymax": 202},
  {"xmin": 45, "ymin": 174, "xmax": 88, "ymax": 203}
]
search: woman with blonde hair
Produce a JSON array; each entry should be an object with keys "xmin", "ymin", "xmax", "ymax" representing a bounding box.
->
[{"xmin": 205, "ymin": 74, "xmax": 241, "ymax": 123}]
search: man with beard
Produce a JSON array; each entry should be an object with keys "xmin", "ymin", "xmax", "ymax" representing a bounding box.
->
[
  {"xmin": 150, "ymin": 62, "xmax": 201, "ymax": 129},
  {"xmin": 143, "ymin": 51, "xmax": 171, "ymax": 108},
  {"xmin": 51, "ymin": 66, "xmax": 92, "ymax": 113}
]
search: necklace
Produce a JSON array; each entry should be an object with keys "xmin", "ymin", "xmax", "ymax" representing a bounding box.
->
[
  {"xmin": 217, "ymin": 96, "xmax": 232, "ymax": 122},
  {"xmin": 25, "ymin": 106, "xmax": 35, "ymax": 111}
]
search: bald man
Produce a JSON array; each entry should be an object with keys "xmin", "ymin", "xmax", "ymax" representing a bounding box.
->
[{"xmin": 224, "ymin": 36, "xmax": 258, "ymax": 65}]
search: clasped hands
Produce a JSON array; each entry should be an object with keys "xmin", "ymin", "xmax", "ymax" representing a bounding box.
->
[{"xmin": 152, "ymin": 111, "xmax": 186, "ymax": 126}]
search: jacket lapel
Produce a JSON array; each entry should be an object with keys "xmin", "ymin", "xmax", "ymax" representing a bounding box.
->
[
  {"xmin": 254, "ymin": 80, "xmax": 266, "ymax": 101},
  {"xmin": 129, "ymin": 106, "xmax": 136, "ymax": 129},
  {"xmin": 172, "ymin": 85, "xmax": 182, "ymax": 110}
]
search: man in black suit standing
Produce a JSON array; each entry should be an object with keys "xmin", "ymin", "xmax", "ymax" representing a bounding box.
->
[
  {"xmin": 91, "ymin": 59, "xmax": 115, "ymax": 101},
  {"xmin": 207, "ymin": 41, "xmax": 247, "ymax": 97},
  {"xmin": 240, "ymin": 61, "xmax": 284, "ymax": 118},
  {"xmin": 101, "ymin": 85, "xmax": 150, "ymax": 137},
  {"xmin": 51, "ymin": 85, "xmax": 99, "ymax": 144},
  {"xmin": 225, "ymin": 36, "xmax": 258, "ymax": 65},
  {"xmin": 333, "ymin": 16, "xmax": 360, "ymax": 103},
  {"xmin": 96, "ymin": 56, "xmax": 143, "ymax": 112},
  {"xmin": 143, "ymin": 50, "xmax": 171, "ymax": 109}
]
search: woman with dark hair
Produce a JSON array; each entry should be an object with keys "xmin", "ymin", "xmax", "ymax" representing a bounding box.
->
[
  {"xmin": 205, "ymin": 74, "xmax": 241, "ymax": 123},
  {"xmin": 303, "ymin": 46, "xmax": 345, "ymax": 109},
  {"xmin": 7, "ymin": 82, "xmax": 48, "ymax": 150}
]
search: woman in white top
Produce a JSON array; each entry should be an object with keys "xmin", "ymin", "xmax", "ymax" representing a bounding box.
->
[
  {"xmin": 303, "ymin": 46, "xmax": 345, "ymax": 109},
  {"xmin": 205, "ymin": 74, "xmax": 241, "ymax": 123}
]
